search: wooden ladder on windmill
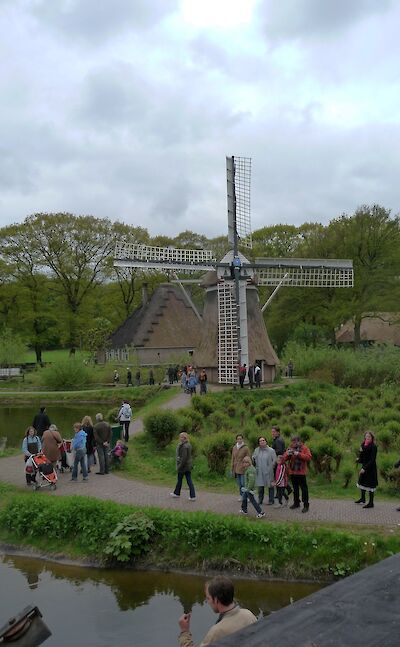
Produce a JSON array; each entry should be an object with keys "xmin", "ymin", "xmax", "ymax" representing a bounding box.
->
[{"xmin": 217, "ymin": 280, "xmax": 239, "ymax": 385}]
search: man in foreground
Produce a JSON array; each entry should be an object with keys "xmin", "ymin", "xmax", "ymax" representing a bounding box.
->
[{"xmin": 178, "ymin": 576, "xmax": 257, "ymax": 647}]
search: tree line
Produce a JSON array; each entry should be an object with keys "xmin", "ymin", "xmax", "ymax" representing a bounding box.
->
[{"xmin": 0, "ymin": 205, "xmax": 399, "ymax": 362}]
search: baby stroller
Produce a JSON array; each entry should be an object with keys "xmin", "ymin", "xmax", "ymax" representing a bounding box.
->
[
  {"xmin": 59, "ymin": 439, "xmax": 73, "ymax": 472},
  {"xmin": 109, "ymin": 441, "xmax": 128, "ymax": 469},
  {"xmin": 26, "ymin": 453, "xmax": 58, "ymax": 491}
]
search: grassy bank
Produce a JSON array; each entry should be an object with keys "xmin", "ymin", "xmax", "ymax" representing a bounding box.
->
[
  {"xmin": 0, "ymin": 485, "xmax": 398, "ymax": 581},
  {"xmin": 0, "ymin": 384, "xmax": 176, "ymax": 405}
]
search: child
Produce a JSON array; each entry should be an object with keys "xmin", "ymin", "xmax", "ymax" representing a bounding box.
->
[
  {"xmin": 273, "ymin": 455, "xmax": 289, "ymax": 507},
  {"xmin": 240, "ymin": 456, "xmax": 265, "ymax": 518},
  {"xmin": 110, "ymin": 440, "xmax": 128, "ymax": 468}
]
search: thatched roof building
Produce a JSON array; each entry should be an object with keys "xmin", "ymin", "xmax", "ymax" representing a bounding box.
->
[
  {"xmin": 336, "ymin": 313, "xmax": 400, "ymax": 346},
  {"xmin": 102, "ymin": 283, "xmax": 202, "ymax": 365}
]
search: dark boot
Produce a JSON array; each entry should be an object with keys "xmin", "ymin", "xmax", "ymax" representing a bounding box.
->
[
  {"xmin": 363, "ymin": 492, "xmax": 374, "ymax": 509},
  {"xmin": 355, "ymin": 492, "xmax": 366, "ymax": 504}
]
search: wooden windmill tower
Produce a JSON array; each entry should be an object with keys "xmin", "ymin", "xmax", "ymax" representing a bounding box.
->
[{"xmin": 114, "ymin": 156, "xmax": 353, "ymax": 384}]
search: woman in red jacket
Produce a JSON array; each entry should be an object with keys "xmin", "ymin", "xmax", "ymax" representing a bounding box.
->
[{"xmin": 283, "ymin": 435, "xmax": 312, "ymax": 513}]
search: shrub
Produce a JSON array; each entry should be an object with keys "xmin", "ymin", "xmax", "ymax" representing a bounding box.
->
[
  {"xmin": 298, "ymin": 426, "xmax": 314, "ymax": 442},
  {"xmin": 144, "ymin": 410, "xmax": 181, "ymax": 448},
  {"xmin": 305, "ymin": 414, "xmax": 326, "ymax": 432},
  {"xmin": 259, "ymin": 398, "xmax": 274, "ymax": 411},
  {"xmin": 254, "ymin": 413, "xmax": 268, "ymax": 426},
  {"xmin": 226, "ymin": 404, "xmax": 236, "ymax": 418},
  {"xmin": 310, "ymin": 438, "xmax": 343, "ymax": 480},
  {"xmin": 207, "ymin": 411, "xmax": 231, "ymax": 433},
  {"xmin": 201, "ymin": 431, "xmax": 233, "ymax": 475},
  {"xmin": 265, "ymin": 406, "xmax": 282, "ymax": 420},
  {"xmin": 104, "ymin": 512, "xmax": 156, "ymax": 563},
  {"xmin": 191, "ymin": 395, "xmax": 214, "ymax": 417},
  {"xmin": 106, "ymin": 407, "xmax": 119, "ymax": 423},
  {"xmin": 383, "ymin": 420, "xmax": 400, "ymax": 437},
  {"xmin": 179, "ymin": 410, "xmax": 203, "ymax": 435},
  {"xmin": 283, "ymin": 399, "xmax": 296, "ymax": 413},
  {"xmin": 377, "ymin": 429, "xmax": 392, "ymax": 452},
  {"xmin": 40, "ymin": 359, "xmax": 93, "ymax": 390}
]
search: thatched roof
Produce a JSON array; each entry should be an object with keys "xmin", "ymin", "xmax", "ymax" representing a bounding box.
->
[
  {"xmin": 109, "ymin": 284, "xmax": 202, "ymax": 349},
  {"xmin": 336, "ymin": 313, "xmax": 400, "ymax": 345}
]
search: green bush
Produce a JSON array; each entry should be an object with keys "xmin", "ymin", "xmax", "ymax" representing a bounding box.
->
[
  {"xmin": 310, "ymin": 438, "xmax": 343, "ymax": 480},
  {"xmin": 191, "ymin": 395, "xmax": 214, "ymax": 417},
  {"xmin": 259, "ymin": 398, "xmax": 274, "ymax": 411},
  {"xmin": 226, "ymin": 404, "xmax": 236, "ymax": 418},
  {"xmin": 265, "ymin": 406, "xmax": 282, "ymax": 420},
  {"xmin": 40, "ymin": 359, "xmax": 93, "ymax": 390},
  {"xmin": 298, "ymin": 426, "xmax": 315, "ymax": 442},
  {"xmin": 144, "ymin": 410, "xmax": 181, "ymax": 448},
  {"xmin": 207, "ymin": 411, "xmax": 231, "ymax": 433},
  {"xmin": 201, "ymin": 431, "xmax": 233, "ymax": 475},
  {"xmin": 377, "ymin": 429, "xmax": 392, "ymax": 452},
  {"xmin": 104, "ymin": 512, "xmax": 156, "ymax": 563},
  {"xmin": 305, "ymin": 414, "xmax": 326, "ymax": 432},
  {"xmin": 179, "ymin": 410, "xmax": 203, "ymax": 435}
]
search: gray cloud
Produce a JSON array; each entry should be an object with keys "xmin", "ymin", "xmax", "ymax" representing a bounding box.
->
[
  {"xmin": 29, "ymin": 0, "xmax": 177, "ymax": 44},
  {"xmin": 260, "ymin": 0, "xmax": 395, "ymax": 41}
]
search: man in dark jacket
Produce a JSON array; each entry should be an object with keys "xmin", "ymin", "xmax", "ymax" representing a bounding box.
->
[
  {"xmin": 32, "ymin": 406, "xmax": 51, "ymax": 438},
  {"xmin": 93, "ymin": 413, "xmax": 111, "ymax": 475},
  {"xmin": 170, "ymin": 432, "xmax": 196, "ymax": 501},
  {"xmin": 271, "ymin": 426, "xmax": 285, "ymax": 456}
]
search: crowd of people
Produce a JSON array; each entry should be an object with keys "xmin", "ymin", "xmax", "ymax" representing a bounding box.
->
[{"xmin": 21, "ymin": 404, "xmax": 130, "ymax": 485}]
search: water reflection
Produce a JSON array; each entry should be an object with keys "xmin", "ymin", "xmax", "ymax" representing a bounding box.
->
[
  {"xmin": 0, "ymin": 554, "xmax": 323, "ymax": 647},
  {"xmin": 0, "ymin": 405, "xmax": 102, "ymax": 448}
]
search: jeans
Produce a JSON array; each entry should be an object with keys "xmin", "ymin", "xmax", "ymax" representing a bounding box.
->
[
  {"xmin": 258, "ymin": 486, "xmax": 275, "ymax": 505},
  {"xmin": 242, "ymin": 491, "xmax": 262, "ymax": 514},
  {"xmin": 291, "ymin": 475, "xmax": 309, "ymax": 506},
  {"xmin": 72, "ymin": 449, "xmax": 88, "ymax": 480},
  {"xmin": 96, "ymin": 444, "xmax": 110, "ymax": 474},
  {"xmin": 174, "ymin": 471, "xmax": 195, "ymax": 498},
  {"xmin": 235, "ymin": 473, "xmax": 245, "ymax": 496}
]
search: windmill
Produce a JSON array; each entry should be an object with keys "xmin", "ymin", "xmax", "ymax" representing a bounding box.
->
[{"xmin": 114, "ymin": 156, "xmax": 353, "ymax": 384}]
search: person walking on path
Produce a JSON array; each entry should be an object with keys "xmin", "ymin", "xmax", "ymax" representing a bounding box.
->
[
  {"xmin": 240, "ymin": 456, "xmax": 265, "ymax": 518},
  {"xmin": 22, "ymin": 427, "xmax": 42, "ymax": 485},
  {"xmin": 178, "ymin": 576, "xmax": 257, "ymax": 647},
  {"xmin": 117, "ymin": 400, "xmax": 132, "ymax": 442},
  {"xmin": 254, "ymin": 363, "xmax": 261, "ymax": 388},
  {"xmin": 135, "ymin": 369, "xmax": 141, "ymax": 386},
  {"xmin": 239, "ymin": 363, "xmax": 247, "ymax": 388},
  {"xmin": 199, "ymin": 369, "xmax": 208, "ymax": 395},
  {"xmin": 170, "ymin": 432, "xmax": 196, "ymax": 501},
  {"xmin": 247, "ymin": 364, "xmax": 254, "ymax": 389},
  {"xmin": 272, "ymin": 455, "xmax": 290, "ymax": 507},
  {"xmin": 41, "ymin": 424, "xmax": 62, "ymax": 467},
  {"xmin": 126, "ymin": 367, "xmax": 132, "ymax": 387},
  {"xmin": 231, "ymin": 434, "xmax": 250, "ymax": 500},
  {"xmin": 71, "ymin": 422, "xmax": 88, "ymax": 482},
  {"xmin": 32, "ymin": 406, "xmax": 51, "ymax": 438},
  {"xmin": 355, "ymin": 431, "xmax": 378, "ymax": 509},
  {"xmin": 283, "ymin": 435, "xmax": 312, "ymax": 513},
  {"xmin": 93, "ymin": 413, "xmax": 111, "ymax": 475},
  {"xmin": 113, "ymin": 370, "xmax": 119, "ymax": 386},
  {"xmin": 252, "ymin": 436, "xmax": 277, "ymax": 506},
  {"xmin": 82, "ymin": 415, "xmax": 96, "ymax": 473}
]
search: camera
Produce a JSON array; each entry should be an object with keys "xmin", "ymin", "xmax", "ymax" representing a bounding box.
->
[{"xmin": 0, "ymin": 606, "xmax": 51, "ymax": 646}]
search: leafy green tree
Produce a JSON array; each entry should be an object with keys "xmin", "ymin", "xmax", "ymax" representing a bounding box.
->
[
  {"xmin": 0, "ymin": 327, "xmax": 27, "ymax": 366},
  {"xmin": 25, "ymin": 213, "xmax": 114, "ymax": 354}
]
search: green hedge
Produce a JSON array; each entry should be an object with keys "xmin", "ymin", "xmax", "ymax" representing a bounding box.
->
[{"xmin": 1, "ymin": 493, "xmax": 399, "ymax": 579}]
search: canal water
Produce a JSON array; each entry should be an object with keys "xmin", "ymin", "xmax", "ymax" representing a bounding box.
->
[
  {"xmin": 0, "ymin": 555, "xmax": 323, "ymax": 646},
  {"xmin": 0, "ymin": 405, "xmax": 107, "ymax": 449}
]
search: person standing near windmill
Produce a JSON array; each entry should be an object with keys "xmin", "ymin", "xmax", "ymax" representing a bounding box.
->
[{"xmin": 239, "ymin": 363, "xmax": 247, "ymax": 388}]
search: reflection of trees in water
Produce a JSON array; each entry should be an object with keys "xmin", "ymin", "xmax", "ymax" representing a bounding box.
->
[{"xmin": 5, "ymin": 556, "xmax": 322, "ymax": 615}]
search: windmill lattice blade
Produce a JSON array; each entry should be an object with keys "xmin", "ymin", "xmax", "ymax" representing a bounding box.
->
[
  {"xmin": 218, "ymin": 281, "xmax": 239, "ymax": 384},
  {"xmin": 227, "ymin": 156, "xmax": 252, "ymax": 249},
  {"xmin": 114, "ymin": 242, "xmax": 216, "ymax": 272},
  {"xmin": 256, "ymin": 258, "xmax": 353, "ymax": 287}
]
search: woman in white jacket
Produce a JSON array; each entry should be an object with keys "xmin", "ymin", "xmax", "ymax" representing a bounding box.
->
[
  {"xmin": 252, "ymin": 436, "xmax": 277, "ymax": 506},
  {"xmin": 118, "ymin": 400, "xmax": 132, "ymax": 442}
]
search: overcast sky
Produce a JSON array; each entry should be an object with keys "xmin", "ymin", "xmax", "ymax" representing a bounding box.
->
[{"xmin": 1, "ymin": 0, "xmax": 400, "ymax": 239}]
